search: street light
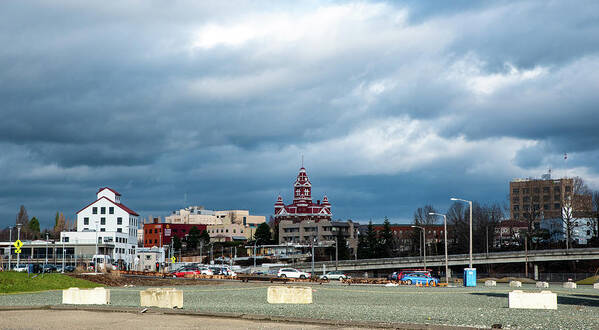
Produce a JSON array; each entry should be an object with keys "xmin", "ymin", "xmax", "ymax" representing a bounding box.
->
[
  {"xmin": 450, "ymin": 197, "xmax": 473, "ymax": 268},
  {"xmin": 95, "ymin": 220, "xmax": 99, "ymax": 273},
  {"xmin": 253, "ymin": 239, "xmax": 261, "ymax": 268},
  {"xmin": 331, "ymin": 227, "xmax": 339, "ymax": 271},
  {"xmin": 45, "ymin": 233, "xmax": 49, "ymax": 266},
  {"xmin": 8, "ymin": 226, "xmax": 12, "ymax": 271},
  {"xmin": 429, "ymin": 212, "xmax": 449, "ymax": 284},
  {"xmin": 16, "ymin": 224, "xmax": 22, "ymax": 268},
  {"xmin": 411, "ymin": 225, "xmax": 426, "ymax": 271}
]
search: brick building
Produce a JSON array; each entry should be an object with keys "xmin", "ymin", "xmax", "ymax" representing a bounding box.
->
[
  {"xmin": 274, "ymin": 167, "xmax": 331, "ymax": 223},
  {"xmin": 143, "ymin": 221, "xmax": 207, "ymax": 247}
]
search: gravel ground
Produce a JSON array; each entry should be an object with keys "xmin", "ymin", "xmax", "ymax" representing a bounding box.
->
[{"xmin": 1, "ymin": 283, "xmax": 598, "ymax": 329}]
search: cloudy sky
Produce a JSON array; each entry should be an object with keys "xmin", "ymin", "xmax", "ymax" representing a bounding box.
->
[{"xmin": 1, "ymin": 1, "xmax": 599, "ymax": 228}]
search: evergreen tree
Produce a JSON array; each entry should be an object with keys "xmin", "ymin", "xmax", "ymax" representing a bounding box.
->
[
  {"xmin": 254, "ymin": 222, "xmax": 272, "ymax": 244},
  {"xmin": 16, "ymin": 205, "xmax": 29, "ymax": 226},
  {"xmin": 366, "ymin": 220, "xmax": 379, "ymax": 258},
  {"xmin": 379, "ymin": 217, "xmax": 394, "ymax": 258},
  {"xmin": 336, "ymin": 229, "xmax": 350, "ymax": 260},
  {"xmin": 28, "ymin": 217, "xmax": 41, "ymax": 238},
  {"xmin": 186, "ymin": 226, "xmax": 201, "ymax": 251},
  {"xmin": 172, "ymin": 235, "xmax": 182, "ymax": 252},
  {"xmin": 199, "ymin": 229, "xmax": 211, "ymax": 245}
]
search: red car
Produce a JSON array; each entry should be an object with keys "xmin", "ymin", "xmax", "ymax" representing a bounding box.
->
[
  {"xmin": 389, "ymin": 269, "xmax": 431, "ymax": 281},
  {"xmin": 172, "ymin": 267, "xmax": 201, "ymax": 278}
]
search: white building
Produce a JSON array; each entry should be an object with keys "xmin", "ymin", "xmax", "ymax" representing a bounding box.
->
[
  {"xmin": 61, "ymin": 187, "xmax": 139, "ymax": 266},
  {"xmin": 540, "ymin": 217, "xmax": 593, "ymax": 244}
]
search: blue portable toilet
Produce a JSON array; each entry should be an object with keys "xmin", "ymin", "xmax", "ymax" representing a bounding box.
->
[{"xmin": 464, "ymin": 268, "xmax": 477, "ymax": 287}]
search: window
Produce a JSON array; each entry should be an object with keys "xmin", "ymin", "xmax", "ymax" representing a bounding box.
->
[
  {"xmin": 154, "ymin": 229, "xmax": 157, "ymax": 233},
  {"xmin": 154, "ymin": 239, "xmax": 157, "ymax": 243},
  {"xmin": 512, "ymin": 188, "xmax": 519, "ymax": 194},
  {"xmin": 93, "ymin": 207, "xmax": 97, "ymax": 214},
  {"xmin": 84, "ymin": 217, "xmax": 89, "ymax": 225},
  {"xmin": 523, "ymin": 196, "xmax": 530, "ymax": 202},
  {"xmin": 543, "ymin": 187, "xmax": 550, "ymax": 193},
  {"xmin": 117, "ymin": 228, "xmax": 122, "ymax": 233},
  {"xmin": 101, "ymin": 207, "xmax": 106, "ymax": 214},
  {"xmin": 544, "ymin": 204, "xmax": 550, "ymax": 210},
  {"xmin": 100, "ymin": 217, "xmax": 106, "ymax": 225},
  {"xmin": 512, "ymin": 198, "xmax": 519, "ymax": 203},
  {"xmin": 513, "ymin": 205, "xmax": 520, "ymax": 211},
  {"xmin": 554, "ymin": 203, "xmax": 561, "ymax": 209},
  {"xmin": 100, "ymin": 228, "xmax": 105, "ymax": 232},
  {"xmin": 117, "ymin": 217, "xmax": 122, "ymax": 225},
  {"xmin": 533, "ymin": 188, "xmax": 540, "ymax": 194},
  {"xmin": 62, "ymin": 237, "xmax": 69, "ymax": 242},
  {"xmin": 109, "ymin": 207, "xmax": 114, "ymax": 214}
]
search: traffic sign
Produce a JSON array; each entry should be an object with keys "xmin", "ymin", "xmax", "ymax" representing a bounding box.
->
[
  {"xmin": 171, "ymin": 256, "xmax": 176, "ymax": 263},
  {"xmin": 14, "ymin": 240, "xmax": 23, "ymax": 248},
  {"xmin": 15, "ymin": 248, "xmax": 21, "ymax": 254}
]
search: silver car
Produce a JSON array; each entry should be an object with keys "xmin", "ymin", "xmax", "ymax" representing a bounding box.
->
[{"xmin": 319, "ymin": 271, "xmax": 350, "ymax": 281}]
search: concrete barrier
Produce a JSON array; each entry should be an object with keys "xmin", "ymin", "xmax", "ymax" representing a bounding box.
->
[
  {"xmin": 508, "ymin": 290, "xmax": 557, "ymax": 310},
  {"xmin": 140, "ymin": 288, "xmax": 183, "ymax": 309},
  {"xmin": 593, "ymin": 283, "xmax": 599, "ymax": 289},
  {"xmin": 536, "ymin": 281, "xmax": 549, "ymax": 288},
  {"xmin": 509, "ymin": 281, "xmax": 522, "ymax": 287},
  {"xmin": 267, "ymin": 286, "xmax": 313, "ymax": 304},
  {"xmin": 563, "ymin": 282, "xmax": 577, "ymax": 289},
  {"xmin": 62, "ymin": 287, "xmax": 110, "ymax": 305},
  {"xmin": 485, "ymin": 280, "xmax": 496, "ymax": 287}
]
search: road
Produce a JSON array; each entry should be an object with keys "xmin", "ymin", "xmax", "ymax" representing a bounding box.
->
[{"xmin": 0, "ymin": 310, "xmax": 367, "ymax": 330}]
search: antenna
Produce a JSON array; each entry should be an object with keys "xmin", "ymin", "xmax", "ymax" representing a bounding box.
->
[{"xmin": 301, "ymin": 154, "xmax": 304, "ymax": 168}]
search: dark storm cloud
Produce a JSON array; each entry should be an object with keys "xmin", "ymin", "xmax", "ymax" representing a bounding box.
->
[{"xmin": 1, "ymin": 0, "xmax": 599, "ymax": 228}]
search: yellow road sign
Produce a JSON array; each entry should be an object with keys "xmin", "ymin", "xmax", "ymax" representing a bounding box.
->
[
  {"xmin": 14, "ymin": 240, "xmax": 23, "ymax": 248},
  {"xmin": 15, "ymin": 248, "xmax": 21, "ymax": 254},
  {"xmin": 171, "ymin": 256, "xmax": 176, "ymax": 263}
]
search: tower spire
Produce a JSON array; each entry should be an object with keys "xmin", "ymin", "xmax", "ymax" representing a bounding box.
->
[{"xmin": 301, "ymin": 154, "xmax": 304, "ymax": 168}]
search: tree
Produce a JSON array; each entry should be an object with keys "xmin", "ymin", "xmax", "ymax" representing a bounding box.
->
[
  {"xmin": 16, "ymin": 205, "xmax": 29, "ymax": 226},
  {"xmin": 254, "ymin": 222, "xmax": 272, "ymax": 245},
  {"xmin": 336, "ymin": 229, "xmax": 351, "ymax": 260},
  {"xmin": 172, "ymin": 235, "xmax": 182, "ymax": 252},
  {"xmin": 447, "ymin": 202, "xmax": 468, "ymax": 254},
  {"xmin": 186, "ymin": 226, "xmax": 201, "ymax": 251},
  {"xmin": 199, "ymin": 229, "xmax": 211, "ymax": 245},
  {"xmin": 413, "ymin": 205, "xmax": 438, "ymax": 225},
  {"xmin": 53, "ymin": 212, "xmax": 66, "ymax": 236},
  {"xmin": 28, "ymin": 217, "xmax": 41, "ymax": 238},
  {"xmin": 592, "ymin": 191, "xmax": 599, "ymax": 238},
  {"xmin": 379, "ymin": 217, "xmax": 394, "ymax": 258}
]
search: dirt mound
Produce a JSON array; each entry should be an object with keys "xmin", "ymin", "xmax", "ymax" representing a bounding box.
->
[{"xmin": 70, "ymin": 274, "xmax": 225, "ymax": 287}]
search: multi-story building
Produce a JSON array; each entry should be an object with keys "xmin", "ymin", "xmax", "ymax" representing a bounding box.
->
[
  {"xmin": 164, "ymin": 206, "xmax": 220, "ymax": 225},
  {"xmin": 143, "ymin": 221, "xmax": 207, "ymax": 247},
  {"xmin": 511, "ymin": 175, "xmax": 571, "ymax": 221},
  {"xmin": 164, "ymin": 207, "xmax": 266, "ymax": 242},
  {"xmin": 60, "ymin": 187, "xmax": 139, "ymax": 266},
  {"xmin": 274, "ymin": 167, "xmax": 331, "ymax": 223},
  {"xmin": 278, "ymin": 219, "xmax": 358, "ymax": 254}
]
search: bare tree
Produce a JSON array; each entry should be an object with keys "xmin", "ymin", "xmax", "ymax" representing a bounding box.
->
[
  {"xmin": 593, "ymin": 191, "xmax": 599, "ymax": 238},
  {"xmin": 413, "ymin": 205, "xmax": 438, "ymax": 225}
]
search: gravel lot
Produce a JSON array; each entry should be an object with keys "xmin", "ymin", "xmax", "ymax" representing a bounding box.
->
[{"xmin": 1, "ymin": 282, "xmax": 598, "ymax": 329}]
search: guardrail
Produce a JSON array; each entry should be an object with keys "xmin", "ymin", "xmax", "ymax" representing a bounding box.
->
[{"xmin": 293, "ymin": 247, "xmax": 599, "ymax": 270}]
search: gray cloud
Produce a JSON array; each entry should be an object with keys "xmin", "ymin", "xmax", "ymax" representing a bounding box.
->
[{"xmin": 1, "ymin": 1, "xmax": 599, "ymax": 229}]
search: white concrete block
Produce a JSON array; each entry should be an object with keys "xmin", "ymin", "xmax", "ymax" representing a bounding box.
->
[
  {"xmin": 267, "ymin": 286, "xmax": 312, "ymax": 304},
  {"xmin": 593, "ymin": 283, "xmax": 599, "ymax": 289},
  {"xmin": 563, "ymin": 282, "xmax": 577, "ymax": 289},
  {"xmin": 140, "ymin": 288, "xmax": 183, "ymax": 309},
  {"xmin": 536, "ymin": 281, "xmax": 549, "ymax": 288},
  {"xmin": 62, "ymin": 287, "xmax": 110, "ymax": 305},
  {"xmin": 509, "ymin": 290, "xmax": 557, "ymax": 310},
  {"xmin": 509, "ymin": 281, "xmax": 522, "ymax": 287},
  {"xmin": 485, "ymin": 280, "xmax": 496, "ymax": 287}
]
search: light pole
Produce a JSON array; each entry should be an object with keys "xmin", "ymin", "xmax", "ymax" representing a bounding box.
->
[
  {"xmin": 311, "ymin": 237, "xmax": 316, "ymax": 277},
  {"xmin": 429, "ymin": 212, "xmax": 449, "ymax": 284},
  {"xmin": 8, "ymin": 226, "xmax": 12, "ymax": 271},
  {"xmin": 95, "ymin": 220, "xmax": 99, "ymax": 273},
  {"xmin": 45, "ymin": 233, "xmax": 49, "ymax": 266},
  {"xmin": 332, "ymin": 227, "xmax": 339, "ymax": 271},
  {"xmin": 253, "ymin": 239, "xmax": 261, "ymax": 268},
  {"xmin": 16, "ymin": 224, "xmax": 22, "ymax": 268},
  {"xmin": 451, "ymin": 197, "xmax": 473, "ymax": 268},
  {"xmin": 411, "ymin": 226, "xmax": 426, "ymax": 271}
]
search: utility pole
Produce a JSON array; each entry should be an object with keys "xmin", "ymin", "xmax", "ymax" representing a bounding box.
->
[
  {"xmin": 335, "ymin": 235, "xmax": 338, "ymax": 271},
  {"xmin": 311, "ymin": 238, "xmax": 315, "ymax": 276},
  {"xmin": 45, "ymin": 233, "xmax": 49, "ymax": 266},
  {"xmin": 8, "ymin": 226, "xmax": 12, "ymax": 271}
]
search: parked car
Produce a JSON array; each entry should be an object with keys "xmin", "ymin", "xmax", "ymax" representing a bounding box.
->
[
  {"xmin": 42, "ymin": 264, "xmax": 57, "ymax": 273},
  {"xmin": 277, "ymin": 268, "xmax": 311, "ymax": 279},
  {"xmin": 172, "ymin": 266, "xmax": 201, "ymax": 278},
  {"xmin": 13, "ymin": 265, "xmax": 29, "ymax": 272},
  {"xmin": 400, "ymin": 273, "xmax": 439, "ymax": 286},
  {"xmin": 389, "ymin": 269, "xmax": 431, "ymax": 281},
  {"xmin": 319, "ymin": 271, "xmax": 350, "ymax": 281}
]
